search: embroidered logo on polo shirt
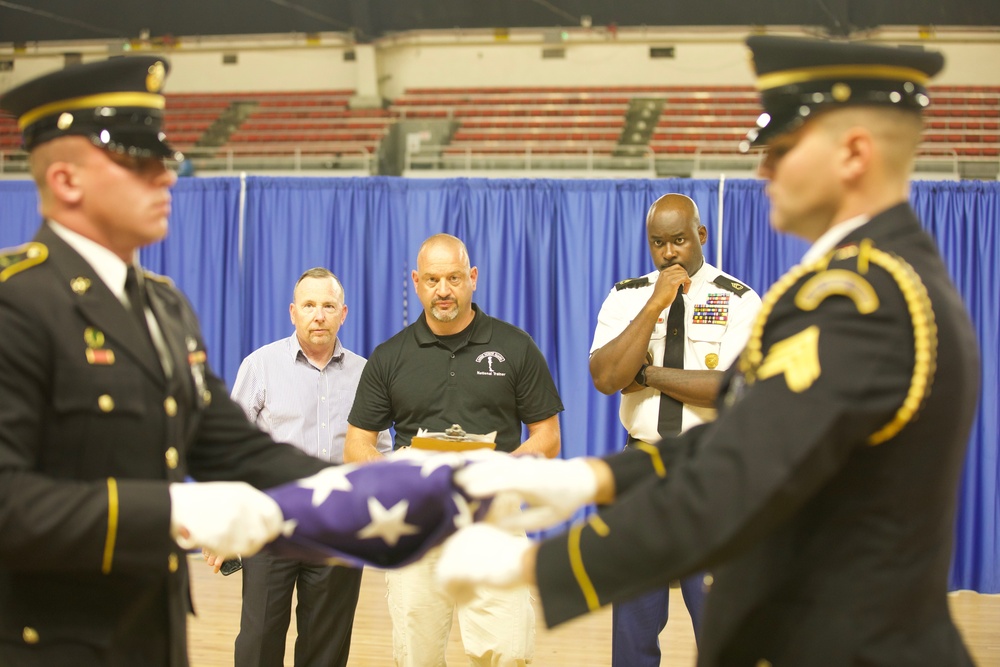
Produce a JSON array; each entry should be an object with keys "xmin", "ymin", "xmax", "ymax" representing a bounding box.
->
[{"xmin": 475, "ymin": 351, "xmax": 507, "ymax": 376}]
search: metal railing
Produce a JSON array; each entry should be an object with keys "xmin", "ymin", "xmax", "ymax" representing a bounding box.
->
[
  {"xmin": 0, "ymin": 144, "xmax": 377, "ymax": 175},
  {"xmin": 405, "ymin": 143, "xmax": 655, "ymax": 172},
  {"xmin": 179, "ymin": 144, "xmax": 376, "ymax": 173}
]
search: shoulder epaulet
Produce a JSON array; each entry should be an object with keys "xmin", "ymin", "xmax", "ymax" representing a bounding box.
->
[
  {"xmin": 0, "ymin": 242, "xmax": 48, "ymax": 283},
  {"xmin": 141, "ymin": 269, "xmax": 175, "ymax": 288},
  {"xmin": 712, "ymin": 275, "xmax": 748, "ymax": 297},
  {"xmin": 614, "ymin": 276, "xmax": 650, "ymax": 291}
]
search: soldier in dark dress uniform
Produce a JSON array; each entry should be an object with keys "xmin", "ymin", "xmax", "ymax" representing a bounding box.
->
[
  {"xmin": 0, "ymin": 57, "xmax": 329, "ymax": 666},
  {"xmin": 437, "ymin": 36, "xmax": 980, "ymax": 667}
]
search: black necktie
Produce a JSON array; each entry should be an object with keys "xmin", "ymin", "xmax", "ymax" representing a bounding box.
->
[
  {"xmin": 657, "ymin": 288, "xmax": 685, "ymax": 438},
  {"xmin": 124, "ymin": 265, "xmax": 152, "ymax": 341}
]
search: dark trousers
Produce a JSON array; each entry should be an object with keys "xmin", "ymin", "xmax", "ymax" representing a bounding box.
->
[
  {"xmin": 611, "ymin": 574, "xmax": 706, "ymax": 667},
  {"xmin": 235, "ymin": 551, "xmax": 363, "ymax": 667}
]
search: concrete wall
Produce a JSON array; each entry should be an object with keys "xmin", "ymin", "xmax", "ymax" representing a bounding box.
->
[{"xmin": 2, "ymin": 27, "xmax": 998, "ymax": 98}]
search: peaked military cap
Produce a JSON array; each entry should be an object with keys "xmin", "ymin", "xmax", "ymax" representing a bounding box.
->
[
  {"xmin": 740, "ymin": 35, "xmax": 945, "ymax": 152},
  {"xmin": 0, "ymin": 55, "xmax": 180, "ymax": 159}
]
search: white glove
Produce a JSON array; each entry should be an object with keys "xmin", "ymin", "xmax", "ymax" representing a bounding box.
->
[
  {"xmin": 455, "ymin": 456, "xmax": 598, "ymax": 531},
  {"xmin": 169, "ymin": 482, "xmax": 284, "ymax": 558},
  {"xmin": 436, "ymin": 524, "xmax": 533, "ymax": 603}
]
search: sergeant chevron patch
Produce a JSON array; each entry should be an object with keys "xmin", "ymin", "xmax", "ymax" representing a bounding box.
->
[{"xmin": 757, "ymin": 325, "xmax": 821, "ymax": 393}]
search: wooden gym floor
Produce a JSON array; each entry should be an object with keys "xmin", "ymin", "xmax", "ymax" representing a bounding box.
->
[{"xmin": 187, "ymin": 555, "xmax": 1000, "ymax": 666}]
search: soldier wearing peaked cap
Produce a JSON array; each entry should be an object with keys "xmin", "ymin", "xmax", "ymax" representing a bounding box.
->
[
  {"xmin": 0, "ymin": 57, "xmax": 330, "ymax": 666},
  {"xmin": 436, "ymin": 36, "xmax": 980, "ymax": 666}
]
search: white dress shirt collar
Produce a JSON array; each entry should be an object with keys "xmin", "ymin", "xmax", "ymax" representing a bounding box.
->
[
  {"xmin": 291, "ymin": 334, "xmax": 344, "ymax": 368},
  {"xmin": 801, "ymin": 214, "xmax": 871, "ymax": 266},
  {"xmin": 47, "ymin": 220, "xmax": 134, "ymax": 302}
]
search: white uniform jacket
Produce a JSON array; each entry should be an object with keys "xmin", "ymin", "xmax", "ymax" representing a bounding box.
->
[{"xmin": 591, "ymin": 262, "xmax": 762, "ymax": 442}]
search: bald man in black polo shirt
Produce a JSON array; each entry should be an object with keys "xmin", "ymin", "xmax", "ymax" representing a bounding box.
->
[{"xmin": 345, "ymin": 233, "xmax": 562, "ymax": 667}]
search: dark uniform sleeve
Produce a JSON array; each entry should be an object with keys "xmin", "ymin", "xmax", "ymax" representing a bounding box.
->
[{"xmin": 535, "ymin": 248, "xmax": 933, "ymax": 626}]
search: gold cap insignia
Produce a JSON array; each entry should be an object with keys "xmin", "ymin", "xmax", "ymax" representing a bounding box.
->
[
  {"xmin": 705, "ymin": 353, "xmax": 719, "ymax": 370},
  {"xmin": 70, "ymin": 276, "xmax": 91, "ymax": 294},
  {"xmin": 146, "ymin": 61, "xmax": 166, "ymax": 93},
  {"xmin": 57, "ymin": 112, "xmax": 74, "ymax": 130},
  {"xmin": 831, "ymin": 82, "xmax": 852, "ymax": 102}
]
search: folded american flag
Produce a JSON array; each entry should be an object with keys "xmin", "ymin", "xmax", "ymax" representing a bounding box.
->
[{"xmin": 263, "ymin": 451, "xmax": 490, "ymax": 568}]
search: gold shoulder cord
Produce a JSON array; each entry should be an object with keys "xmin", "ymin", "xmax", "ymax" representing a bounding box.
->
[
  {"xmin": 863, "ymin": 248, "xmax": 937, "ymax": 445},
  {"xmin": 739, "ymin": 244, "xmax": 937, "ymax": 446}
]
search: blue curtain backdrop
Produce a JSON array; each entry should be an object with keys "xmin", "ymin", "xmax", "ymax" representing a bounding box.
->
[
  {"xmin": 0, "ymin": 180, "xmax": 41, "ymax": 243},
  {"xmin": 140, "ymin": 177, "xmax": 245, "ymax": 383},
  {"xmin": 242, "ymin": 177, "xmax": 410, "ymax": 361},
  {"xmin": 911, "ymin": 180, "xmax": 1000, "ymax": 593},
  {"xmin": 1, "ymin": 176, "xmax": 997, "ymax": 593}
]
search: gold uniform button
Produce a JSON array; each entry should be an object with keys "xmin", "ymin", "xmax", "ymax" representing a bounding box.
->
[
  {"xmin": 22, "ymin": 626, "xmax": 39, "ymax": 644},
  {"xmin": 98, "ymin": 394, "xmax": 115, "ymax": 412},
  {"xmin": 755, "ymin": 660, "xmax": 772, "ymax": 667},
  {"xmin": 168, "ymin": 553, "xmax": 179, "ymax": 573},
  {"xmin": 164, "ymin": 396, "xmax": 178, "ymax": 417},
  {"xmin": 702, "ymin": 573, "xmax": 714, "ymax": 588},
  {"xmin": 202, "ymin": 390, "xmax": 212, "ymax": 405},
  {"xmin": 165, "ymin": 447, "xmax": 179, "ymax": 470}
]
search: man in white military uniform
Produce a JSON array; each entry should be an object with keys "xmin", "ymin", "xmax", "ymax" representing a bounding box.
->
[{"xmin": 589, "ymin": 193, "xmax": 761, "ymax": 667}]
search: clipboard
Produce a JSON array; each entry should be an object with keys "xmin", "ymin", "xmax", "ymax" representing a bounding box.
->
[{"xmin": 410, "ymin": 424, "xmax": 497, "ymax": 452}]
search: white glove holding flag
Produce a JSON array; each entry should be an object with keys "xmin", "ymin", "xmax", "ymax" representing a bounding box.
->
[
  {"xmin": 455, "ymin": 456, "xmax": 598, "ymax": 531},
  {"xmin": 436, "ymin": 523, "xmax": 533, "ymax": 603},
  {"xmin": 170, "ymin": 481, "xmax": 284, "ymax": 558}
]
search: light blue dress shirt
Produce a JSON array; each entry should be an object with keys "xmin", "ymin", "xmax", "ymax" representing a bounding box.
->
[{"xmin": 231, "ymin": 334, "xmax": 391, "ymax": 463}]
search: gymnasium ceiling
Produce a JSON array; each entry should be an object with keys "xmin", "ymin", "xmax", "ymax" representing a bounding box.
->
[{"xmin": 1, "ymin": 0, "xmax": 998, "ymax": 44}]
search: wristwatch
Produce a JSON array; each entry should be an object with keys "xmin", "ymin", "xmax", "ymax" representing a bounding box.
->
[{"xmin": 635, "ymin": 363, "xmax": 650, "ymax": 387}]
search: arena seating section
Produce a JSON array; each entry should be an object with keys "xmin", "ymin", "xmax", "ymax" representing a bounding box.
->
[
  {"xmin": 1, "ymin": 86, "xmax": 996, "ymax": 175},
  {"xmin": 163, "ymin": 90, "xmax": 391, "ymax": 170},
  {"xmin": 392, "ymin": 87, "xmax": 627, "ymax": 162},
  {"xmin": 392, "ymin": 85, "xmax": 999, "ymax": 172}
]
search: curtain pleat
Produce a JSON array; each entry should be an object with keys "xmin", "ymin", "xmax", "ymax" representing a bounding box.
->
[{"xmin": 2, "ymin": 176, "xmax": 997, "ymax": 592}]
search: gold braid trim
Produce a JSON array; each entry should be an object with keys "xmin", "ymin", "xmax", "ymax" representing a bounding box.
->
[
  {"xmin": 102, "ymin": 478, "xmax": 119, "ymax": 574},
  {"xmin": 864, "ymin": 248, "xmax": 937, "ymax": 445},
  {"xmin": 634, "ymin": 441, "xmax": 667, "ymax": 479},
  {"xmin": 739, "ymin": 260, "xmax": 819, "ymax": 378},
  {"xmin": 739, "ymin": 243, "xmax": 937, "ymax": 446},
  {"xmin": 567, "ymin": 523, "xmax": 601, "ymax": 612}
]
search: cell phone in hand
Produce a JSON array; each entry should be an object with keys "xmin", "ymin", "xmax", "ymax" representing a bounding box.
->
[{"xmin": 220, "ymin": 557, "xmax": 243, "ymax": 576}]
